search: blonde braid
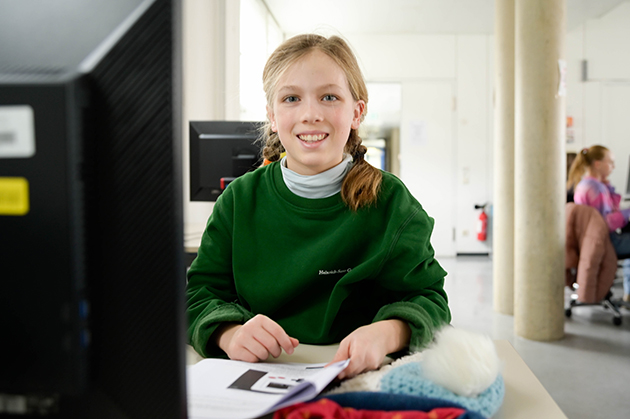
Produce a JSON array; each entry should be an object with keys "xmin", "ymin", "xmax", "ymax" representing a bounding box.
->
[
  {"xmin": 259, "ymin": 124, "xmax": 285, "ymax": 163},
  {"xmin": 342, "ymin": 129, "xmax": 382, "ymax": 211}
]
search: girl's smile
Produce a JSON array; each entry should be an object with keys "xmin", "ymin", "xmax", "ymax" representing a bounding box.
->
[
  {"xmin": 297, "ymin": 132, "xmax": 328, "ymax": 143},
  {"xmin": 267, "ymin": 50, "xmax": 365, "ymax": 176}
]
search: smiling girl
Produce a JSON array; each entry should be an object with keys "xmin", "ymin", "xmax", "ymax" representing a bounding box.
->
[{"xmin": 186, "ymin": 34, "xmax": 451, "ymax": 379}]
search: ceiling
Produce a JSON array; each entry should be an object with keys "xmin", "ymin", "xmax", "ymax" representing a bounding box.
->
[{"xmin": 264, "ymin": 0, "xmax": 626, "ymax": 35}]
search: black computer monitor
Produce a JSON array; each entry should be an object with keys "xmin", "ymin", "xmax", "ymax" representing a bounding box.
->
[
  {"xmin": 189, "ymin": 120, "xmax": 264, "ymax": 202},
  {"xmin": 0, "ymin": 1, "xmax": 187, "ymax": 418}
]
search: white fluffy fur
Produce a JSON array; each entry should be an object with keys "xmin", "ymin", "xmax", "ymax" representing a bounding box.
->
[
  {"xmin": 421, "ymin": 327, "xmax": 501, "ymax": 397},
  {"xmin": 324, "ymin": 352, "xmax": 423, "ymax": 395}
]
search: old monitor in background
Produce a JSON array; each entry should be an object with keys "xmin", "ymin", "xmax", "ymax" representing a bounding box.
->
[
  {"xmin": 0, "ymin": 0, "xmax": 187, "ymax": 418},
  {"xmin": 189, "ymin": 120, "xmax": 263, "ymax": 202}
]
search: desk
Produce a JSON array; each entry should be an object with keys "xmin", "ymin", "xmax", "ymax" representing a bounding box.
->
[
  {"xmin": 186, "ymin": 340, "xmax": 566, "ymax": 419},
  {"xmin": 184, "ymin": 222, "xmax": 206, "ymax": 254},
  {"xmin": 184, "ymin": 222, "xmax": 205, "ymax": 267}
]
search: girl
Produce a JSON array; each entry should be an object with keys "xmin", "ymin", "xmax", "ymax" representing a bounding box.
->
[
  {"xmin": 186, "ymin": 34, "xmax": 451, "ymax": 379},
  {"xmin": 567, "ymin": 145, "xmax": 630, "ymax": 302}
]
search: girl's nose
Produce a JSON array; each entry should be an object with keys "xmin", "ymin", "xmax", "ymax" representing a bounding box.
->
[{"xmin": 301, "ymin": 99, "xmax": 323, "ymax": 124}]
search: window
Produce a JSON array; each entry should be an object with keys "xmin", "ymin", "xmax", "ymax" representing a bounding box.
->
[{"xmin": 240, "ymin": 0, "xmax": 283, "ymax": 121}]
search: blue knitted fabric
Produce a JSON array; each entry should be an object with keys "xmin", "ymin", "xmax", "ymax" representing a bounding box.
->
[{"xmin": 380, "ymin": 362, "xmax": 505, "ymax": 419}]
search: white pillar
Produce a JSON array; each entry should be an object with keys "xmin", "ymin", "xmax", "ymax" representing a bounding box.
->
[
  {"xmin": 514, "ymin": 0, "xmax": 566, "ymax": 341},
  {"xmin": 493, "ymin": 0, "xmax": 516, "ymax": 316}
]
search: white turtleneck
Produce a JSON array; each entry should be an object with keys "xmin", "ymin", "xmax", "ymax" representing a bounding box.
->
[{"xmin": 280, "ymin": 154, "xmax": 354, "ymax": 199}]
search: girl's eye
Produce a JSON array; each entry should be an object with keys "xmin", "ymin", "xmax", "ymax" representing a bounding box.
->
[
  {"xmin": 283, "ymin": 96, "xmax": 299, "ymax": 103},
  {"xmin": 323, "ymin": 94, "xmax": 338, "ymax": 102}
]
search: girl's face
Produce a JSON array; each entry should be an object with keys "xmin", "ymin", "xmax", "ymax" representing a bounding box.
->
[
  {"xmin": 267, "ymin": 50, "xmax": 365, "ymax": 176},
  {"xmin": 594, "ymin": 150, "xmax": 615, "ymax": 181}
]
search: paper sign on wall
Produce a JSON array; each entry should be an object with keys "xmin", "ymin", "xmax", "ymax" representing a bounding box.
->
[
  {"xmin": 557, "ymin": 60, "xmax": 567, "ymax": 97},
  {"xmin": 409, "ymin": 120, "xmax": 427, "ymax": 146}
]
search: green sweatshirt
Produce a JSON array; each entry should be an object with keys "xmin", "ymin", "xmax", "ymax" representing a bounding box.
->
[{"xmin": 186, "ymin": 162, "xmax": 451, "ymax": 358}]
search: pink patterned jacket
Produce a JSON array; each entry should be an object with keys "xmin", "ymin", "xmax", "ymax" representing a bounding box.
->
[{"xmin": 574, "ymin": 176, "xmax": 630, "ymax": 232}]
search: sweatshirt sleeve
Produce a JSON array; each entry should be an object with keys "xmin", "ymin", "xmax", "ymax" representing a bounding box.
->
[
  {"xmin": 186, "ymin": 188, "xmax": 255, "ymax": 358},
  {"xmin": 372, "ymin": 206, "xmax": 451, "ymax": 351}
]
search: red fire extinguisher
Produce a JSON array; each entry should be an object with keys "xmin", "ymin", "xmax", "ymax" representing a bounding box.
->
[{"xmin": 475, "ymin": 203, "xmax": 488, "ymax": 241}]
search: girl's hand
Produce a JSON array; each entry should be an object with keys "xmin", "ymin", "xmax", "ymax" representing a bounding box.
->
[
  {"xmin": 328, "ymin": 319, "xmax": 410, "ymax": 379},
  {"xmin": 215, "ymin": 314, "xmax": 299, "ymax": 362}
]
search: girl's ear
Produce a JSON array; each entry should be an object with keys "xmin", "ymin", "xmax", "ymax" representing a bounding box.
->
[
  {"xmin": 267, "ymin": 105, "xmax": 278, "ymax": 132},
  {"xmin": 351, "ymin": 100, "xmax": 366, "ymax": 130}
]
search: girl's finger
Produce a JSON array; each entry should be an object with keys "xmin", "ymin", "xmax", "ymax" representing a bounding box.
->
[{"xmin": 260, "ymin": 318, "xmax": 299, "ymax": 356}]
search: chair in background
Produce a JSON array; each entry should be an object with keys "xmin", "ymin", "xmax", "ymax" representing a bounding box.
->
[
  {"xmin": 612, "ymin": 250, "xmax": 630, "ymax": 309},
  {"xmin": 564, "ymin": 202, "xmax": 622, "ymax": 325},
  {"xmin": 610, "ymin": 223, "xmax": 630, "ymax": 294}
]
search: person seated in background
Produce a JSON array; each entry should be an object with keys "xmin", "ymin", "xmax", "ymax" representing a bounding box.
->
[{"xmin": 567, "ymin": 145, "xmax": 630, "ymax": 303}]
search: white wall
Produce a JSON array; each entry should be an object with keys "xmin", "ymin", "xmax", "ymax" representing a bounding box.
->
[
  {"xmin": 584, "ymin": 2, "xmax": 630, "ymax": 80},
  {"xmin": 347, "ymin": 33, "xmax": 494, "ymax": 256},
  {"xmin": 455, "ymin": 36, "xmax": 494, "ymax": 254},
  {"xmin": 566, "ymin": 1, "xmax": 630, "ymax": 196},
  {"xmin": 349, "ymin": 34, "xmax": 456, "ymax": 80}
]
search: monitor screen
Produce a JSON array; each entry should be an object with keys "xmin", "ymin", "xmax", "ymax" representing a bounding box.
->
[
  {"xmin": 189, "ymin": 120, "xmax": 263, "ymax": 202},
  {"xmin": 0, "ymin": 0, "xmax": 187, "ymax": 417}
]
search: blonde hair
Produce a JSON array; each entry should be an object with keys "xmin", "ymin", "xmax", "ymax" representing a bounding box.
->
[
  {"xmin": 260, "ymin": 34, "xmax": 382, "ymax": 211},
  {"xmin": 566, "ymin": 145, "xmax": 609, "ymax": 189}
]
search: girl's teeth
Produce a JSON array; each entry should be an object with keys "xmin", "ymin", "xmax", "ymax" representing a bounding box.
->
[{"xmin": 299, "ymin": 134, "xmax": 326, "ymax": 142}]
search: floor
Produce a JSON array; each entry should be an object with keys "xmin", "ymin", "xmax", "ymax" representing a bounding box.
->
[{"xmin": 440, "ymin": 256, "xmax": 630, "ymax": 419}]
